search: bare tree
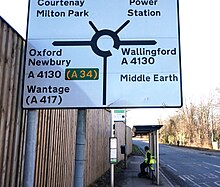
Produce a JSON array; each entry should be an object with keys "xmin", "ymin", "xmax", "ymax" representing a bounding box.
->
[{"xmin": 159, "ymin": 97, "xmax": 219, "ymax": 149}]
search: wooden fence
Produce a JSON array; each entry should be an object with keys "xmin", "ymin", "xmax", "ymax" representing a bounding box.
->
[
  {"xmin": 33, "ymin": 109, "xmax": 77, "ymax": 187},
  {"xmin": 0, "ymin": 16, "xmax": 132, "ymax": 187},
  {"xmin": 0, "ymin": 16, "xmax": 26, "ymax": 187}
]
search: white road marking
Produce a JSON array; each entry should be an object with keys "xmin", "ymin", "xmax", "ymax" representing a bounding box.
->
[
  {"xmin": 179, "ymin": 175, "xmax": 186, "ymax": 181},
  {"xmin": 204, "ymin": 173, "xmax": 219, "ymax": 179},
  {"xmin": 160, "ymin": 159, "xmax": 165, "ymax": 164},
  {"xmin": 202, "ymin": 183, "xmax": 211, "ymax": 187},
  {"xmin": 198, "ymin": 174, "xmax": 206, "ymax": 179},
  {"xmin": 203, "ymin": 162, "xmax": 220, "ymax": 168},
  {"xmin": 214, "ymin": 181, "xmax": 220, "ymax": 186},
  {"xmin": 167, "ymin": 164, "xmax": 177, "ymax": 172},
  {"xmin": 209, "ymin": 173, "xmax": 219, "ymax": 179},
  {"xmin": 183, "ymin": 175, "xmax": 202, "ymax": 187},
  {"xmin": 215, "ymin": 170, "xmax": 220, "ymax": 174},
  {"xmin": 160, "ymin": 169, "xmax": 175, "ymax": 187},
  {"xmin": 190, "ymin": 175, "xmax": 198, "ymax": 179},
  {"xmin": 183, "ymin": 175, "xmax": 194, "ymax": 181}
]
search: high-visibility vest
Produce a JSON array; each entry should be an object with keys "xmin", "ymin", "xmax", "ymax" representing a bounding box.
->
[{"xmin": 144, "ymin": 150, "xmax": 156, "ymax": 164}]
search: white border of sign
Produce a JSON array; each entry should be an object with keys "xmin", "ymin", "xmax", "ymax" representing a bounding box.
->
[{"xmin": 22, "ymin": 0, "xmax": 182, "ymax": 109}]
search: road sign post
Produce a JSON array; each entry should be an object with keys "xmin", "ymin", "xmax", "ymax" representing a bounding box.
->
[
  {"xmin": 74, "ymin": 109, "xmax": 86, "ymax": 187},
  {"xmin": 23, "ymin": 1, "xmax": 182, "ymax": 186},
  {"xmin": 23, "ymin": 110, "xmax": 38, "ymax": 187}
]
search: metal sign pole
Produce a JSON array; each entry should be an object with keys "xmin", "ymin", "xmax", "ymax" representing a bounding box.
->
[
  {"xmin": 110, "ymin": 110, "xmax": 115, "ymax": 187},
  {"xmin": 74, "ymin": 109, "xmax": 86, "ymax": 187},
  {"xmin": 23, "ymin": 110, "xmax": 38, "ymax": 187},
  {"xmin": 156, "ymin": 130, "xmax": 160, "ymax": 185},
  {"xmin": 124, "ymin": 123, "xmax": 127, "ymax": 169},
  {"xmin": 111, "ymin": 164, "xmax": 114, "ymax": 187}
]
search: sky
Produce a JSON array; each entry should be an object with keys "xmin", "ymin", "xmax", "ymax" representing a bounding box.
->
[{"xmin": 1, "ymin": 0, "xmax": 220, "ymax": 126}]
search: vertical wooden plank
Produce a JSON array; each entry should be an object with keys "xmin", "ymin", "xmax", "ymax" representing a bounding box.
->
[
  {"xmin": 52, "ymin": 109, "xmax": 57, "ymax": 186},
  {"xmin": 0, "ymin": 17, "xmax": 7, "ymax": 100},
  {"xmin": 40, "ymin": 109, "xmax": 49, "ymax": 187},
  {"xmin": 56, "ymin": 110, "xmax": 61, "ymax": 187},
  {"xmin": 44, "ymin": 109, "xmax": 51, "ymax": 187},
  {"xmin": 10, "ymin": 36, "xmax": 25, "ymax": 187},
  {"xmin": 58, "ymin": 110, "xmax": 62, "ymax": 186},
  {"xmin": 67, "ymin": 109, "xmax": 75, "ymax": 187},
  {"xmin": 4, "ymin": 33, "xmax": 20, "ymax": 187},
  {"xmin": 46, "ymin": 109, "xmax": 51, "ymax": 187},
  {"xmin": 70, "ymin": 109, "xmax": 77, "ymax": 186},
  {"xmin": 60, "ymin": 110, "xmax": 65, "ymax": 186},
  {"xmin": 0, "ymin": 20, "xmax": 9, "ymax": 185},
  {"xmin": 0, "ymin": 18, "xmax": 5, "ymax": 98},
  {"xmin": 47, "ymin": 109, "xmax": 55, "ymax": 187},
  {"xmin": 65, "ymin": 110, "xmax": 70, "ymax": 187},
  {"xmin": 62, "ymin": 110, "xmax": 66, "ymax": 186},
  {"xmin": 0, "ymin": 26, "xmax": 14, "ymax": 187},
  {"xmin": 49, "ymin": 109, "xmax": 55, "ymax": 187},
  {"xmin": 59, "ymin": 110, "xmax": 64, "ymax": 186},
  {"xmin": 16, "ymin": 110, "xmax": 28, "ymax": 187},
  {"xmin": 52, "ymin": 109, "xmax": 58, "ymax": 187},
  {"xmin": 41, "ymin": 110, "xmax": 48, "ymax": 187},
  {"xmin": 63, "ymin": 110, "xmax": 68, "ymax": 186}
]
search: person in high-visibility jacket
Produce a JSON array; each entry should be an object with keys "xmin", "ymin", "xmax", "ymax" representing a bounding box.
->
[{"xmin": 140, "ymin": 146, "xmax": 156, "ymax": 175}]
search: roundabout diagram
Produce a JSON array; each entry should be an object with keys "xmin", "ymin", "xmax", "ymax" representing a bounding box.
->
[{"xmin": 53, "ymin": 20, "xmax": 157, "ymax": 105}]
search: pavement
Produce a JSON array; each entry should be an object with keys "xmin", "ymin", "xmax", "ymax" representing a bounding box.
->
[{"xmin": 115, "ymin": 154, "xmax": 173, "ymax": 187}]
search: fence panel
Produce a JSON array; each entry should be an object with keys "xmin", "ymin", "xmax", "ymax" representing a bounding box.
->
[{"xmin": 0, "ymin": 16, "xmax": 26, "ymax": 187}]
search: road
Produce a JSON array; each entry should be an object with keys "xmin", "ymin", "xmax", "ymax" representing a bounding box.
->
[{"xmin": 133, "ymin": 139, "xmax": 220, "ymax": 187}]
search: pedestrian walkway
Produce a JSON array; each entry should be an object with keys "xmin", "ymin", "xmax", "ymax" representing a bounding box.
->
[{"xmin": 115, "ymin": 155, "xmax": 172, "ymax": 187}]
